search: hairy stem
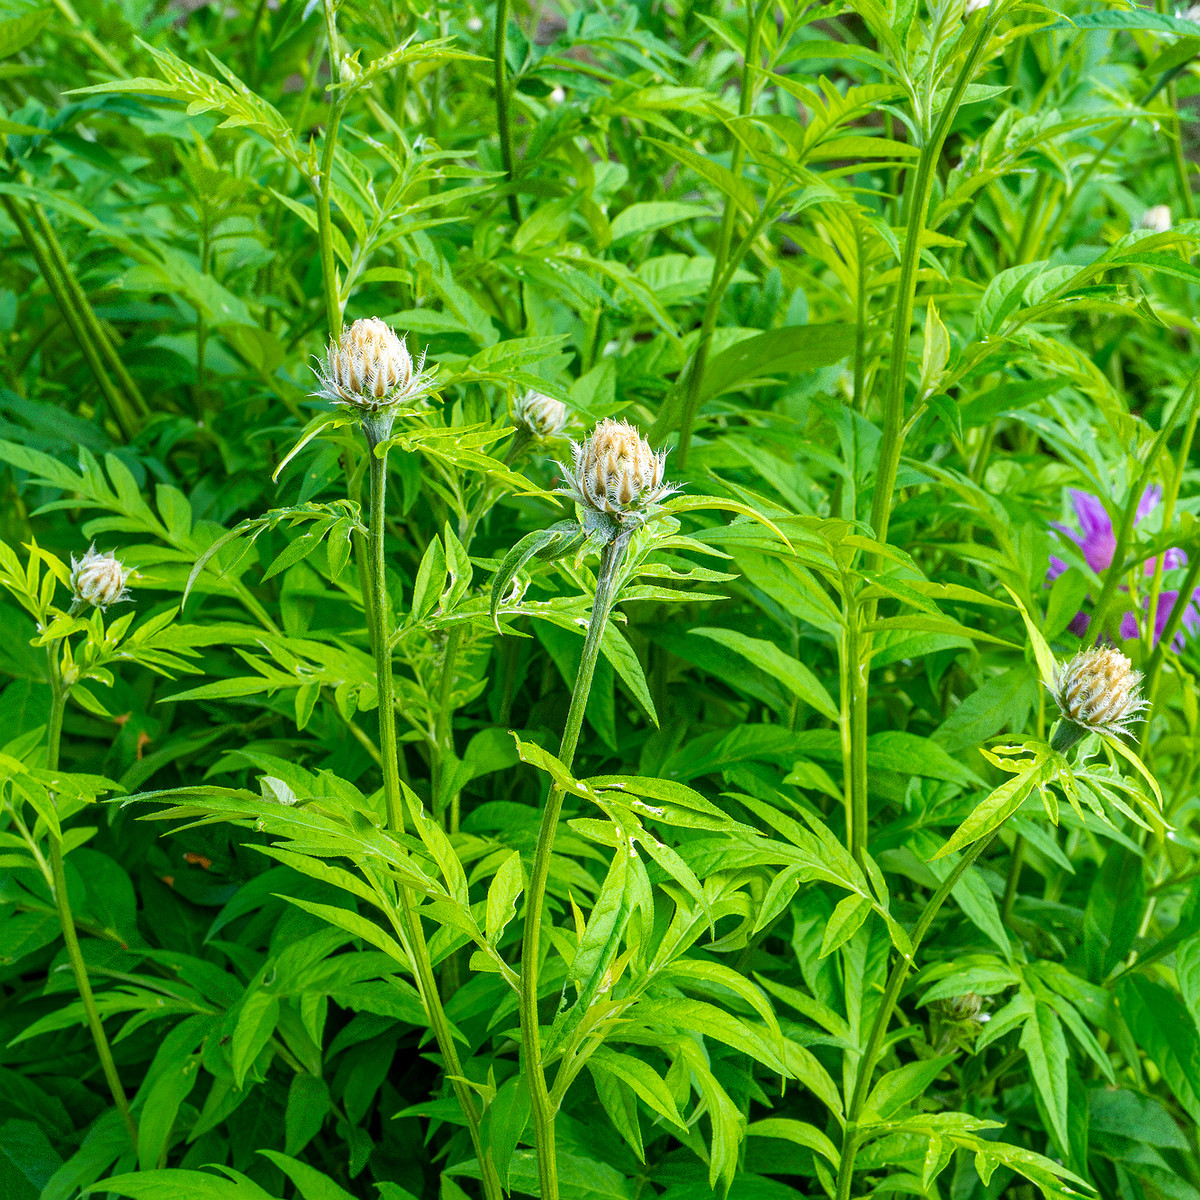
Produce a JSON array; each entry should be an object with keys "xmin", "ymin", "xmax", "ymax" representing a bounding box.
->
[
  {"xmin": 834, "ymin": 829, "xmax": 1001, "ymax": 1200},
  {"xmin": 44, "ymin": 643, "xmax": 137, "ymax": 1143},
  {"xmin": 521, "ymin": 529, "xmax": 631, "ymax": 1200}
]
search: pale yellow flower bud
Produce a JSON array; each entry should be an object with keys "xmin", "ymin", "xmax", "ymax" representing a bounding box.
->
[
  {"xmin": 69, "ymin": 544, "xmax": 133, "ymax": 612},
  {"xmin": 558, "ymin": 419, "xmax": 677, "ymax": 527},
  {"xmin": 1140, "ymin": 205, "xmax": 1172, "ymax": 233},
  {"xmin": 514, "ymin": 390, "xmax": 569, "ymax": 439},
  {"xmin": 1051, "ymin": 646, "xmax": 1147, "ymax": 748},
  {"xmin": 313, "ymin": 318, "xmax": 434, "ymax": 415}
]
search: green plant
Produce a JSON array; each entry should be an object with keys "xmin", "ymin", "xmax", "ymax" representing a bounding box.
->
[{"xmin": 3, "ymin": 1, "xmax": 1200, "ymax": 1199}]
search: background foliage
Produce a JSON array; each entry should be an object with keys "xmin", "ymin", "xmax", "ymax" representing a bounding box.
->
[{"xmin": 2, "ymin": 0, "xmax": 1200, "ymax": 1199}]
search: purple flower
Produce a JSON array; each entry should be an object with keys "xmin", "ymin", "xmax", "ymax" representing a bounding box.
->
[{"xmin": 1048, "ymin": 488, "xmax": 1200, "ymax": 647}]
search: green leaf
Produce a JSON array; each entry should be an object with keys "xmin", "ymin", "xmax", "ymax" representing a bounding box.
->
[
  {"xmin": 485, "ymin": 851, "xmax": 523, "ymax": 944},
  {"xmin": 1118, "ymin": 975, "xmax": 1200, "ymax": 1125},
  {"xmin": 1019, "ymin": 1001, "xmax": 1070, "ymax": 1154},
  {"xmin": 933, "ymin": 754, "xmax": 1050, "ymax": 860},
  {"xmin": 258, "ymin": 1152, "xmax": 356, "ymax": 1200},
  {"xmin": 84, "ymin": 1168, "xmax": 274, "ymax": 1199},
  {"xmin": 746, "ymin": 1118, "xmax": 838, "ymax": 1165},
  {"xmin": 690, "ymin": 627, "xmax": 839, "ymax": 719},
  {"xmin": 699, "ymin": 325, "xmax": 856, "ymax": 403},
  {"xmin": 865, "ymin": 1056, "xmax": 956, "ymax": 1121}
]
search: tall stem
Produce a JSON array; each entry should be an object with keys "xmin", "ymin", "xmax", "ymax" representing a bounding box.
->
[
  {"xmin": 521, "ymin": 530, "xmax": 632, "ymax": 1200},
  {"xmin": 675, "ymin": 0, "xmax": 769, "ymax": 467},
  {"xmin": 363, "ymin": 432, "xmax": 502, "ymax": 1200},
  {"xmin": 367, "ymin": 442, "xmax": 404, "ymax": 834},
  {"xmin": 494, "ymin": 0, "xmax": 522, "ymax": 225},
  {"xmin": 840, "ymin": 602, "xmax": 869, "ymax": 865},
  {"xmin": 316, "ymin": 4, "xmax": 345, "ymax": 341},
  {"xmin": 834, "ymin": 829, "xmax": 1001, "ymax": 1200},
  {"xmin": 870, "ymin": 16, "xmax": 995, "ymax": 553},
  {"xmin": 44, "ymin": 643, "xmax": 137, "ymax": 1143},
  {"xmin": 1089, "ymin": 374, "xmax": 1197, "ymax": 643}
]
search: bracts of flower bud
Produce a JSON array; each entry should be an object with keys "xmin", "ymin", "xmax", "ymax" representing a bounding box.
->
[
  {"xmin": 312, "ymin": 317, "xmax": 436, "ymax": 446},
  {"xmin": 557, "ymin": 418, "xmax": 679, "ymax": 540},
  {"xmin": 1050, "ymin": 646, "xmax": 1149, "ymax": 753},
  {"xmin": 70, "ymin": 545, "xmax": 133, "ymax": 615}
]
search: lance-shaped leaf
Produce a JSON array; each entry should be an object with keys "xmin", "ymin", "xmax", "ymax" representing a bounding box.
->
[{"xmin": 489, "ymin": 521, "xmax": 586, "ymax": 631}]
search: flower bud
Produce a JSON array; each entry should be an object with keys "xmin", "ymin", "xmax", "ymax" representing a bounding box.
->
[
  {"xmin": 313, "ymin": 318, "xmax": 433, "ymax": 417},
  {"xmin": 559, "ymin": 419, "xmax": 677, "ymax": 527},
  {"xmin": 1051, "ymin": 646, "xmax": 1147, "ymax": 750},
  {"xmin": 942, "ymin": 993, "xmax": 989, "ymax": 1023},
  {"xmin": 514, "ymin": 390, "xmax": 569, "ymax": 439},
  {"xmin": 70, "ymin": 545, "xmax": 133, "ymax": 613},
  {"xmin": 963, "ymin": 0, "xmax": 990, "ymax": 14},
  {"xmin": 1140, "ymin": 205, "xmax": 1172, "ymax": 233}
]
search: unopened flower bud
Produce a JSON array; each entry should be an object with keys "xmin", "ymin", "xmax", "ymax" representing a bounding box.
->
[
  {"xmin": 514, "ymin": 390, "xmax": 569, "ymax": 439},
  {"xmin": 963, "ymin": 0, "xmax": 990, "ymax": 14},
  {"xmin": 313, "ymin": 318, "xmax": 434, "ymax": 438},
  {"xmin": 559, "ymin": 419, "xmax": 678, "ymax": 528},
  {"xmin": 70, "ymin": 545, "xmax": 133, "ymax": 613},
  {"xmin": 1051, "ymin": 646, "xmax": 1147, "ymax": 751},
  {"xmin": 942, "ymin": 993, "xmax": 989, "ymax": 1023},
  {"xmin": 1140, "ymin": 205, "xmax": 1172, "ymax": 233}
]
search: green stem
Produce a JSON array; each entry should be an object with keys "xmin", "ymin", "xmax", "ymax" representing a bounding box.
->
[
  {"xmin": 44, "ymin": 643, "xmax": 137, "ymax": 1144},
  {"xmin": 433, "ymin": 626, "xmax": 463, "ymax": 829},
  {"xmin": 675, "ymin": 0, "xmax": 769, "ymax": 467},
  {"xmin": 840, "ymin": 602, "xmax": 869, "ymax": 865},
  {"xmin": 852, "ymin": 221, "xmax": 868, "ymax": 414},
  {"xmin": 1143, "ymin": 403, "xmax": 1198, "ymax": 660},
  {"xmin": 870, "ymin": 15, "xmax": 995, "ymax": 553},
  {"xmin": 834, "ymin": 829, "xmax": 1001, "ymax": 1200},
  {"xmin": 367, "ymin": 440, "xmax": 404, "ymax": 834},
  {"xmin": 27, "ymin": 196, "xmax": 148, "ymax": 420},
  {"xmin": 315, "ymin": 5, "xmax": 346, "ymax": 341},
  {"xmin": 363, "ymin": 430, "xmax": 502, "ymax": 1200},
  {"xmin": 2, "ymin": 195, "xmax": 137, "ymax": 441},
  {"xmin": 1142, "ymin": 549, "xmax": 1200, "ymax": 728},
  {"xmin": 520, "ymin": 529, "xmax": 632, "ymax": 1200},
  {"xmin": 494, "ymin": 0, "xmax": 522, "ymax": 225},
  {"xmin": 1089, "ymin": 374, "xmax": 1198, "ymax": 642},
  {"xmin": 1040, "ymin": 65, "xmax": 1189, "ymax": 254},
  {"xmin": 1001, "ymin": 833, "xmax": 1025, "ymax": 925}
]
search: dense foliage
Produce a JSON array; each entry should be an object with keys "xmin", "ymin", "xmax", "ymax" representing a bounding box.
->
[{"xmin": 2, "ymin": 1, "xmax": 1200, "ymax": 1199}]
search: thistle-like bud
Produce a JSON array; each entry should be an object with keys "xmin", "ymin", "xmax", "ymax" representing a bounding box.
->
[
  {"xmin": 1051, "ymin": 646, "xmax": 1148, "ymax": 751},
  {"xmin": 514, "ymin": 390, "xmax": 569, "ymax": 439},
  {"xmin": 1140, "ymin": 205, "xmax": 1172, "ymax": 233},
  {"xmin": 69, "ymin": 545, "xmax": 133, "ymax": 613},
  {"xmin": 313, "ymin": 318, "xmax": 434, "ymax": 439},
  {"xmin": 558, "ymin": 418, "xmax": 678, "ymax": 528},
  {"xmin": 942, "ymin": 993, "xmax": 990, "ymax": 1024}
]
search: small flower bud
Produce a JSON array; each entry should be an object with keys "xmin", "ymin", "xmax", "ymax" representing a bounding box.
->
[
  {"xmin": 963, "ymin": 0, "xmax": 990, "ymax": 14},
  {"xmin": 942, "ymin": 993, "xmax": 989, "ymax": 1023},
  {"xmin": 1140, "ymin": 205, "xmax": 1172, "ymax": 233},
  {"xmin": 70, "ymin": 545, "xmax": 133, "ymax": 613},
  {"xmin": 514, "ymin": 390, "xmax": 569, "ymax": 439},
  {"xmin": 558, "ymin": 419, "xmax": 678, "ymax": 528},
  {"xmin": 1051, "ymin": 646, "xmax": 1148, "ymax": 751},
  {"xmin": 313, "ymin": 318, "xmax": 434, "ymax": 424}
]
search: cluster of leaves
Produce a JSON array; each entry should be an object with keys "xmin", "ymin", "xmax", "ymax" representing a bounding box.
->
[{"xmin": 1, "ymin": 1, "xmax": 1200, "ymax": 1199}]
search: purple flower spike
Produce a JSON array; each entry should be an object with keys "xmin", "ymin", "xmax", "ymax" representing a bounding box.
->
[{"xmin": 1048, "ymin": 487, "xmax": 1199, "ymax": 647}]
